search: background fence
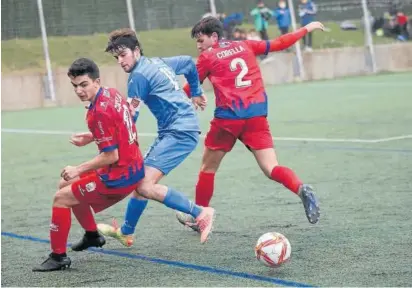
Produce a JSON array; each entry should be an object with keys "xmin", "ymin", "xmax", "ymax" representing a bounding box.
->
[
  {"xmin": 1, "ymin": 0, "xmax": 412, "ymax": 107},
  {"xmin": 2, "ymin": 0, "xmax": 412, "ymax": 40}
]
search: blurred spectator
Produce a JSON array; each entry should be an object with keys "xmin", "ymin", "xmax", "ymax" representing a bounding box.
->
[
  {"xmin": 247, "ymin": 29, "xmax": 261, "ymax": 40},
  {"xmin": 239, "ymin": 29, "xmax": 247, "ymax": 40},
  {"xmin": 232, "ymin": 28, "xmax": 247, "ymax": 41},
  {"xmin": 222, "ymin": 13, "xmax": 243, "ymax": 39},
  {"xmin": 299, "ymin": 0, "xmax": 317, "ymax": 51},
  {"xmin": 250, "ymin": 0, "xmax": 273, "ymax": 40},
  {"xmin": 232, "ymin": 28, "xmax": 242, "ymax": 40},
  {"xmin": 274, "ymin": 0, "xmax": 291, "ymax": 35},
  {"xmin": 396, "ymin": 12, "xmax": 409, "ymax": 40},
  {"xmin": 377, "ymin": 5, "xmax": 410, "ymax": 41}
]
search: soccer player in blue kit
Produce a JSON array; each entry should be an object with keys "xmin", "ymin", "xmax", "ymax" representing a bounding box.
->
[{"xmin": 97, "ymin": 28, "xmax": 214, "ymax": 244}]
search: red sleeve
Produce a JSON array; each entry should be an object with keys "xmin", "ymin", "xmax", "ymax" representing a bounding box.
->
[
  {"xmin": 91, "ymin": 111, "xmax": 118, "ymax": 153},
  {"xmin": 182, "ymin": 83, "xmax": 191, "ymax": 98},
  {"xmin": 182, "ymin": 53, "xmax": 210, "ymax": 98},
  {"xmin": 196, "ymin": 53, "xmax": 210, "ymax": 83},
  {"xmin": 245, "ymin": 27, "xmax": 308, "ymax": 55}
]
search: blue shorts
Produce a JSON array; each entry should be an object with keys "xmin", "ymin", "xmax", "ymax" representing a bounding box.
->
[{"xmin": 144, "ymin": 131, "xmax": 199, "ymax": 175}]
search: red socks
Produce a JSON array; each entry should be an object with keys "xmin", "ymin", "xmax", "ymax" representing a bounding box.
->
[
  {"xmin": 195, "ymin": 172, "xmax": 215, "ymax": 207},
  {"xmin": 50, "ymin": 207, "xmax": 71, "ymax": 254},
  {"xmin": 72, "ymin": 203, "xmax": 97, "ymax": 232},
  {"xmin": 271, "ymin": 166, "xmax": 302, "ymax": 194},
  {"xmin": 194, "ymin": 166, "xmax": 300, "ymax": 207}
]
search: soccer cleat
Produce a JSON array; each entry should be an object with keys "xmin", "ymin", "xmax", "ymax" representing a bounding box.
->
[
  {"xmin": 71, "ymin": 232, "xmax": 106, "ymax": 252},
  {"xmin": 32, "ymin": 254, "xmax": 71, "ymax": 272},
  {"xmin": 190, "ymin": 207, "xmax": 215, "ymax": 244},
  {"xmin": 298, "ymin": 184, "xmax": 320, "ymax": 224},
  {"xmin": 97, "ymin": 219, "xmax": 134, "ymax": 247},
  {"xmin": 176, "ymin": 211, "xmax": 200, "ymax": 232}
]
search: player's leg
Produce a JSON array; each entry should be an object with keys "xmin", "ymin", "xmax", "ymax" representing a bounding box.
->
[
  {"xmin": 56, "ymin": 172, "xmax": 107, "ymax": 252},
  {"xmin": 176, "ymin": 146, "xmax": 226, "ymax": 232},
  {"xmin": 117, "ymin": 132, "xmax": 198, "ymax": 238},
  {"xmin": 136, "ymin": 174, "xmax": 215, "ymax": 244},
  {"xmin": 195, "ymin": 147, "xmax": 226, "ymax": 206},
  {"xmin": 195, "ymin": 118, "xmax": 239, "ymax": 207},
  {"xmin": 176, "ymin": 119, "xmax": 238, "ymax": 231},
  {"xmin": 241, "ymin": 117, "xmax": 320, "ymax": 224},
  {"xmin": 58, "ymin": 177, "xmax": 78, "ymax": 189},
  {"xmin": 97, "ymin": 166, "xmax": 162, "ymax": 247},
  {"xmin": 253, "ymin": 149, "xmax": 320, "ymax": 224},
  {"xmin": 33, "ymin": 185, "xmax": 80, "ymax": 272},
  {"xmin": 138, "ymin": 131, "xmax": 214, "ymax": 243},
  {"xmin": 99, "ymin": 132, "xmax": 215, "ymax": 244},
  {"xmin": 97, "ymin": 136, "xmax": 164, "ymax": 245}
]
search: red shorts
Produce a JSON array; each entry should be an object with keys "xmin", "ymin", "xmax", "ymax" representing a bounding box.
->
[
  {"xmin": 71, "ymin": 171, "xmax": 139, "ymax": 213},
  {"xmin": 205, "ymin": 116, "xmax": 274, "ymax": 152}
]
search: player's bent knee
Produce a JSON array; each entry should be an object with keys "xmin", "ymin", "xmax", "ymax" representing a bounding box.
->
[
  {"xmin": 131, "ymin": 189, "xmax": 148, "ymax": 200},
  {"xmin": 58, "ymin": 178, "xmax": 69, "ymax": 189},
  {"xmin": 200, "ymin": 165, "xmax": 218, "ymax": 173},
  {"xmin": 53, "ymin": 187, "xmax": 79, "ymax": 208},
  {"xmin": 262, "ymin": 166, "xmax": 275, "ymax": 179},
  {"xmin": 201, "ymin": 149, "xmax": 226, "ymax": 173},
  {"xmin": 135, "ymin": 182, "xmax": 153, "ymax": 199}
]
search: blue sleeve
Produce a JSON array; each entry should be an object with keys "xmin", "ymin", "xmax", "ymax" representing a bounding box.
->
[
  {"xmin": 128, "ymin": 72, "xmax": 150, "ymax": 123},
  {"xmin": 162, "ymin": 56, "xmax": 203, "ymax": 97}
]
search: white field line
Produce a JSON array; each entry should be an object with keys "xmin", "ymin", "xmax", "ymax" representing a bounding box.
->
[{"xmin": 2, "ymin": 128, "xmax": 412, "ymax": 144}]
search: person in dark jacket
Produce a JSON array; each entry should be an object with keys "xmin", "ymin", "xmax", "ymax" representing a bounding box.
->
[
  {"xmin": 274, "ymin": 0, "xmax": 291, "ymax": 35},
  {"xmin": 299, "ymin": 0, "xmax": 317, "ymax": 51}
]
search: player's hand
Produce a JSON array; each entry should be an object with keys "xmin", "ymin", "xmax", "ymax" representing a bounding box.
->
[
  {"xmin": 192, "ymin": 95, "xmax": 207, "ymax": 111},
  {"xmin": 304, "ymin": 21, "xmax": 325, "ymax": 33},
  {"xmin": 61, "ymin": 166, "xmax": 80, "ymax": 181},
  {"xmin": 70, "ymin": 132, "xmax": 94, "ymax": 147},
  {"xmin": 128, "ymin": 98, "xmax": 140, "ymax": 117}
]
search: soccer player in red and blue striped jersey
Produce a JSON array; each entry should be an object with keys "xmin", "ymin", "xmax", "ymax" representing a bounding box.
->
[
  {"xmin": 33, "ymin": 58, "xmax": 145, "ymax": 272},
  {"xmin": 178, "ymin": 17, "xmax": 324, "ymax": 227}
]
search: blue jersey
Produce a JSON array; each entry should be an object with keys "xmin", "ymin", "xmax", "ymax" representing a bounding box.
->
[{"xmin": 127, "ymin": 56, "xmax": 202, "ymax": 133}]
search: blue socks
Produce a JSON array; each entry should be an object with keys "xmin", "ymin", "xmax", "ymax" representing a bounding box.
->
[
  {"xmin": 163, "ymin": 187, "xmax": 202, "ymax": 218},
  {"xmin": 121, "ymin": 198, "xmax": 148, "ymax": 235}
]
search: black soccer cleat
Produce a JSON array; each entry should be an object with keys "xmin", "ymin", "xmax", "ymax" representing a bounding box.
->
[
  {"xmin": 298, "ymin": 184, "xmax": 320, "ymax": 224},
  {"xmin": 71, "ymin": 232, "xmax": 106, "ymax": 252},
  {"xmin": 32, "ymin": 254, "xmax": 71, "ymax": 272}
]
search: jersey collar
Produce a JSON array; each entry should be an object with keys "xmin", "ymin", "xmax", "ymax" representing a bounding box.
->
[
  {"xmin": 88, "ymin": 87, "xmax": 103, "ymax": 110},
  {"xmin": 130, "ymin": 56, "xmax": 145, "ymax": 73}
]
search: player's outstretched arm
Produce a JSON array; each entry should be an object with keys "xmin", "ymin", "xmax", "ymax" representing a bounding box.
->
[
  {"xmin": 162, "ymin": 56, "xmax": 203, "ymax": 97},
  {"xmin": 246, "ymin": 21, "xmax": 325, "ymax": 55}
]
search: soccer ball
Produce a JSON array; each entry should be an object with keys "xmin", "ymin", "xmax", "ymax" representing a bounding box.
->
[{"xmin": 255, "ymin": 232, "xmax": 291, "ymax": 267}]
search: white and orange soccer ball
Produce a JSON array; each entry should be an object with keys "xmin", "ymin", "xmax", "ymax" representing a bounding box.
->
[{"xmin": 254, "ymin": 232, "xmax": 291, "ymax": 267}]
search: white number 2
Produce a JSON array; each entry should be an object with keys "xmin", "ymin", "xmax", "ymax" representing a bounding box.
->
[{"xmin": 230, "ymin": 58, "xmax": 252, "ymax": 88}]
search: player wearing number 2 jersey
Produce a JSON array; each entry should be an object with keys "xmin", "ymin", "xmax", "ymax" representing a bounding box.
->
[
  {"xmin": 177, "ymin": 17, "xmax": 324, "ymax": 228},
  {"xmin": 97, "ymin": 28, "xmax": 215, "ymax": 246}
]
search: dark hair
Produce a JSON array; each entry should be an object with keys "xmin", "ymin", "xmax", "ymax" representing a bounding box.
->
[
  {"xmin": 191, "ymin": 16, "xmax": 224, "ymax": 39},
  {"xmin": 105, "ymin": 28, "xmax": 144, "ymax": 55},
  {"xmin": 67, "ymin": 58, "xmax": 100, "ymax": 80}
]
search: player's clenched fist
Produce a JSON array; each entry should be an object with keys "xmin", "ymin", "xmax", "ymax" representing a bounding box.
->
[
  {"xmin": 304, "ymin": 21, "xmax": 325, "ymax": 32},
  {"xmin": 61, "ymin": 165, "xmax": 80, "ymax": 181}
]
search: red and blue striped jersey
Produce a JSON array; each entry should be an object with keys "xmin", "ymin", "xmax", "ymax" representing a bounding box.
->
[{"xmin": 86, "ymin": 87, "xmax": 144, "ymax": 188}]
